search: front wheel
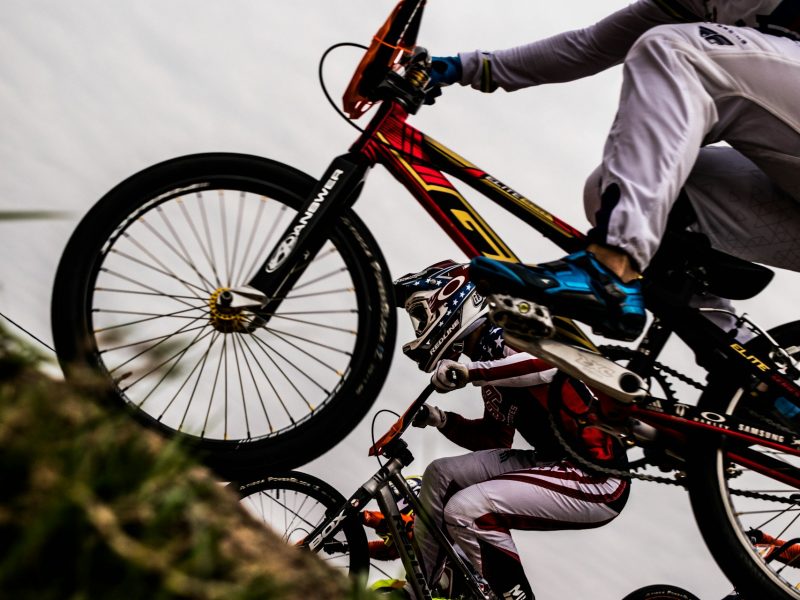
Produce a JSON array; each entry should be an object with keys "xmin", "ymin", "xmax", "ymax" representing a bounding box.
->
[
  {"xmin": 234, "ymin": 471, "xmax": 369, "ymax": 578},
  {"xmin": 688, "ymin": 321, "xmax": 800, "ymax": 600},
  {"xmin": 52, "ymin": 153, "xmax": 396, "ymax": 480}
]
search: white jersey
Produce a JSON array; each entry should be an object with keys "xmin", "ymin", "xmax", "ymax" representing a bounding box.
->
[
  {"xmin": 457, "ymin": 0, "xmax": 800, "ymax": 273},
  {"xmin": 459, "ymin": 0, "xmax": 799, "ymax": 92}
]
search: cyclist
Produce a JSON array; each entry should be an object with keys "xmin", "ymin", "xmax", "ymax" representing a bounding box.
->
[
  {"xmin": 392, "ymin": 260, "xmax": 630, "ymax": 600},
  {"xmin": 426, "ymin": 1, "xmax": 800, "ymax": 342}
]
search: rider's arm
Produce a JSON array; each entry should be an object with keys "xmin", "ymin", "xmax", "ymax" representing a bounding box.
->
[
  {"xmin": 466, "ymin": 352, "xmax": 557, "ymax": 388},
  {"xmin": 458, "ymin": 0, "xmax": 675, "ymax": 92},
  {"xmin": 438, "ymin": 410, "xmax": 515, "ymax": 451}
]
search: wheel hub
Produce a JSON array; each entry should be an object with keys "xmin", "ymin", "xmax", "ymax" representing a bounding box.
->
[{"xmin": 208, "ymin": 288, "xmax": 249, "ymax": 333}]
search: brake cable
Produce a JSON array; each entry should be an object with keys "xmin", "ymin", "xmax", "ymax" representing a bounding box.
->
[{"xmin": 318, "ymin": 42, "xmax": 368, "ymax": 134}]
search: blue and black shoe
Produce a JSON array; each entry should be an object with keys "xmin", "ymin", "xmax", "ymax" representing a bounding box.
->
[{"xmin": 469, "ymin": 251, "xmax": 646, "ymax": 342}]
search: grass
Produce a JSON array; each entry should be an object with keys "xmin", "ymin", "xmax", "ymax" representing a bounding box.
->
[{"xmin": 0, "ymin": 329, "xmax": 373, "ymax": 600}]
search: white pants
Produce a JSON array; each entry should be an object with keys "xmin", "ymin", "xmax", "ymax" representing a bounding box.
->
[
  {"xmin": 588, "ymin": 22, "xmax": 800, "ymax": 271},
  {"xmin": 415, "ymin": 449, "xmax": 626, "ymax": 585}
]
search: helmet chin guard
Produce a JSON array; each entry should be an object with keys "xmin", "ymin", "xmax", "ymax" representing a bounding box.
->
[{"xmin": 394, "ymin": 260, "xmax": 488, "ymax": 372}]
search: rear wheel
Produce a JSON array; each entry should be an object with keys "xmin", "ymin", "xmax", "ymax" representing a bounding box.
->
[
  {"xmin": 235, "ymin": 471, "xmax": 369, "ymax": 577},
  {"xmin": 52, "ymin": 153, "xmax": 396, "ymax": 480},
  {"xmin": 688, "ymin": 321, "xmax": 800, "ymax": 600},
  {"xmin": 620, "ymin": 584, "xmax": 701, "ymax": 600}
]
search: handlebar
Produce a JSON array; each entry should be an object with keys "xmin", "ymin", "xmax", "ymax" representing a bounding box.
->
[
  {"xmin": 368, "ymin": 382, "xmax": 436, "ymax": 456},
  {"xmin": 342, "ymin": 0, "xmax": 430, "ymax": 119}
]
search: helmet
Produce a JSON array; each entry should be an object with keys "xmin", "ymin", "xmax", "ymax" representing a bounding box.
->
[{"xmin": 393, "ymin": 260, "xmax": 488, "ymax": 372}]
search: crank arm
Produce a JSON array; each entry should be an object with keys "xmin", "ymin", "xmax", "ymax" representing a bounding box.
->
[{"xmin": 508, "ymin": 336, "xmax": 648, "ymax": 403}]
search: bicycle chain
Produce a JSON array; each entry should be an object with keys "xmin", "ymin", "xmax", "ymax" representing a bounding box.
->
[
  {"xmin": 599, "ymin": 344, "xmax": 707, "ymax": 393},
  {"xmin": 551, "ymin": 354, "xmax": 796, "ymax": 504}
]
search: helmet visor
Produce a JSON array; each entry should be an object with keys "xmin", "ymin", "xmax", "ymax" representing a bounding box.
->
[{"xmin": 406, "ymin": 298, "xmax": 432, "ymax": 337}]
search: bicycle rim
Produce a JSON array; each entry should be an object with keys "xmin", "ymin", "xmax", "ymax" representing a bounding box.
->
[
  {"xmin": 53, "ymin": 154, "xmax": 395, "ymax": 477},
  {"xmin": 236, "ymin": 472, "xmax": 369, "ymax": 577}
]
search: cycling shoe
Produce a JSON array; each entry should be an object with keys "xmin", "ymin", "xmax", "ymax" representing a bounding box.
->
[{"xmin": 470, "ymin": 251, "xmax": 645, "ymax": 342}]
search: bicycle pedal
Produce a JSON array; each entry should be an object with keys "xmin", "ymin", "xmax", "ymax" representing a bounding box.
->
[{"xmin": 488, "ymin": 294, "xmax": 555, "ymax": 339}]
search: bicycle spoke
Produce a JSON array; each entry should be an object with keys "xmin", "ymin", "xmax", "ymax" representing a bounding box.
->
[
  {"xmin": 201, "ymin": 335, "xmax": 227, "ymax": 438},
  {"xmin": 125, "ymin": 220, "xmax": 216, "ymax": 294},
  {"xmin": 249, "ymin": 333, "xmax": 328, "ymax": 397},
  {"xmin": 253, "ymin": 494, "xmax": 319, "ymax": 540},
  {"xmin": 227, "ymin": 192, "xmax": 246, "ymax": 286},
  {"xmin": 115, "ymin": 325, "xmax": 205, "ymax": 391},
  {"xmin": 156, "ymin": 331, "xmax": 221, "ymax": 424},
  {"xmin": 244, "ymin": 335, "xmax": 315, "ymax": 414},
  {"xmin": 270, "ymin": 314, "xmax": 356, "ymax": 335},
  {"xmin": 97, "ymin": 268, "xmax": 204, "ymax": 311},
  {"xmin": 283, "ymin": 287, "xmax": 357, "ymax": 301},
  {"xmin": 272, "ymin": 309, "xmax": 357, "ymax": 317},
  {"xmin": 282, "ymin": 492, "xmax": 315, "ymax": 541},
  {"xmin": 178, "ymin": 331, "xmax": 221, "ymax": 433},
  {"xmin": 237, "ymin": 333, "xmax": 295, "ymax": 426},
  {"xmin": 264, "ymin": 326, "xmax": 352, "ymax": 357},
  {"xmin": 153, "ymin": 202, "xmax": 218, "ymax": 291},
  {"xmin": 106, "ymin": 318, "xmax": 209, "ymax": 375},
  {"xmin": 230, "ymin": 333, "xmax": 251, "ymax": 437},
  {"xmin": 243, "ymin": 202, "xmax": 290, "ymax": 283},
  {"xmin": 232, "ymin": 333, "xmax": 272, "ymax": 435},
  {"xmin": 95, "ymin": 305, "xmax": 206, "ymax": 320},
  {"xmin": 197, "ymin": 192, "xmax": 224, "ymax": 289},
  {"xmin": 179, "ymin": 195, "xmax": 223, "ymax": 288},
  {"xmin": 126, "ymin": 326, "xmax": 216, "ymax": 408},
  {"xmin": 289, "ymin": 265, "xmax": 351, "ymax": 293},
  {"xmin": 94, "ymin": 305, "xmax": 208, "ymax": 334},
  {"xmin": 223, "ymin": 191, "xmax": 247, "ymax": 287},
  {"xmin": 219, "ymin": 191, "xmax": 232, "ymax": 286},
  {"xmin": 223, "ymin": 335, "xmax": 230, "ymax": 437},
  {"xmin": 99, "ymin": 323, "xmax": 208, "ymax": 354},
  {"xmin": 233, "ymin": 195, "xmax": 268, "ymax": 285},
  {"xmin": 95, "ymin": 287, "xmax": 200, "ymax": 301},
  {"xmin": 109, "ymin": 248, "xmax": 209, "ymax": 298},
  {"xmin": 266, "ymin": 327, "xmax": 348, "ymax": 375}
]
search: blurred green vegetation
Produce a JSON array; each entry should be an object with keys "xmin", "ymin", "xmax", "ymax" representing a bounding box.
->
[{"xmin": 0, "ymin": 329, "xmax": 371, "ymax": 600}]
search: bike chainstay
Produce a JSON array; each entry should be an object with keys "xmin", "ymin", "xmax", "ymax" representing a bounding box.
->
[{"xmin": 550, "ymin": 355, "xmax": 798, "ymax": 504}]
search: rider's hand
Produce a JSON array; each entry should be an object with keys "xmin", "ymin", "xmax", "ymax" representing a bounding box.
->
[
  {"xmin": 412, "ymin": 404, "xmax": 447, "ymax": 429},
  {"xmin": 429, "ymin": 56, "xmax": 462, "ymax": 87},
  {"xmin": 425, "ymin": 56, "xmax": 462, "ymax": 105},
  {"xmin": 431, "ymin": 359, "xmax": 469, "ymax": 392}
]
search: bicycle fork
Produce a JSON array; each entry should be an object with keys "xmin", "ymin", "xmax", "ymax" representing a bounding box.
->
[{"xmin": 226, "ymin": 153, "xmax": 370, "ymax": 321}]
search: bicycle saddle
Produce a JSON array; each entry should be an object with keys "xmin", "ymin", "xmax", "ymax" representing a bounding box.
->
[{"xmin": 646, "ymin": 231, "xmax": 774, "ymax": 300}]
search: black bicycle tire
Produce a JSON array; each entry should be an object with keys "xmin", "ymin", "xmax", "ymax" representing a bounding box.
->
[
  {"xmin": 52, "ymin": 153, "xmax": 396, "ymax": 480},
  {"xmin": 234, "ymin": 471, "xmax": 370, "ymax": 577},
  {"xmin": 687, "ymin": 320, "xmax": 800, "ymax": 600},
  {"xmin": 620, "ymin": 583, "xmax": 701, "ymax": 600}
]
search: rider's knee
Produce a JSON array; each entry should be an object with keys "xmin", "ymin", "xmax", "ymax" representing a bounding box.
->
[
  {"xmin": 421, "ymin": 457, "xmax": 452, "ymax": 496},
  {"xmin": 442, "ymin": 487, "xmax": 487, "ymax": 532}
]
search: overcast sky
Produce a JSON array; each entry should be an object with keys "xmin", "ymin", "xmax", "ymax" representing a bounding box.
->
[{"xmin": 4, "ymin": 2, "xmax": 800, "ymax": 598}]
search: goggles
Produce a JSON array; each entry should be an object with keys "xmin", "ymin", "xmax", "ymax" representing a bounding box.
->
[{"xmin": 405, "ymin": 296, "xmax": 433, "ymax": 336}]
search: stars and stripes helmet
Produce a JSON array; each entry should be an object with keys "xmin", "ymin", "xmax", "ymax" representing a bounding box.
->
[{"xmin": 393, "ymin": 260, "xmax": 488, "ymax": 372}]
